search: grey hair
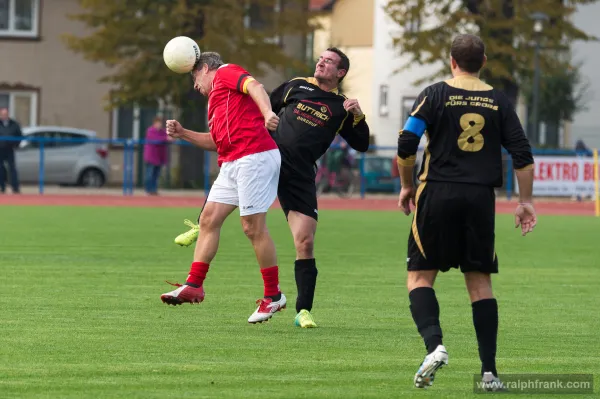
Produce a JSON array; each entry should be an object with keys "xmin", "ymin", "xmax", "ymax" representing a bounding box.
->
[{"xmin": 194, "ymin": 51, "xmax": 224, "ymax": 72}]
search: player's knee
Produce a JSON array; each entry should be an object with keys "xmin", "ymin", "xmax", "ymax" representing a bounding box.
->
[
  {"xmin": 464, "ymin": 272, "xmax": 494, "ymax": 302},
  {"xmin": 199, "ymin": 207, "xmax": 221, "ymax": 231},
  {"xmin": 294, "ymin": 232, "xmax": 315, "ymax": 257},
  {"xmin": 241, "ymin": 215, "xmax": 267, "ymax": 241},
  {"xmin": 407, "ymin": 271, "xmax": 437, "ymax": 291}
]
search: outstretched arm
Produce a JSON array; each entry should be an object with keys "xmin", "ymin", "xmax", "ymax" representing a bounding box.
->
[
  {"xmin": 179, "ymin": 129, "xmax": 217, "ymax": 152},
  {"xmin": 166, "ymin": 120, "xmax": 217, "ymax": 152}
]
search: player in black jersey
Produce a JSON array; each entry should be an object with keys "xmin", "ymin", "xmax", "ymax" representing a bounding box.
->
[
  {"xmin": 396, "ymin": 34, "xmax": 537, "ymax": 390},
  {"xmin": 172, "ymin": 48, "xmax": 370, "ymax": 328},
  {"xmin": 267, "ymin": 48, "xmax": 370, "ymax": 328}
]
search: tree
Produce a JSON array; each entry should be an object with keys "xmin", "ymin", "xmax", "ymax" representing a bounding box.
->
[
  {"xmin": 521, "ymin": 59, "xmax": 591, "ymax": 147},
  {"xmin": 63, "ymin": 0, "xmax": 315, "ymax": 111},
  {"xmin": 64, "ymin": 0, "xmax": 315, "ymax": 189},
  {"xmin": 384, "ymin": 0, "xmax": 597, "ymax": 106}
]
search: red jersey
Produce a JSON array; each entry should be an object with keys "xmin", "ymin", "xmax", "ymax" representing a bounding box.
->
[{"xmin": 207, "ymin": 64, "xmax": 278, "ymax": 166}]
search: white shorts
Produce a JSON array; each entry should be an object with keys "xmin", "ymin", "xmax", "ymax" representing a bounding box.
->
[{"xmin": 207, "ymin": 149, "xmax": 281, "ymax": 216}]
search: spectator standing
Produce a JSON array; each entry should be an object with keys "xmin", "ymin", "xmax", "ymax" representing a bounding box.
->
[
  {"xmin": 143, "ymin": 116, "xmax": 171, "ymax": 195},
  {"xmin": 0, "ymin": 107, "xmax": 23, "ymax": 194}
]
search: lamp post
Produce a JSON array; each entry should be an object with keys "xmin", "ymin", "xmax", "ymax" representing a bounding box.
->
[{"xmin": 530, "ymin": 12, "xmax": 548, "ymax": 147}]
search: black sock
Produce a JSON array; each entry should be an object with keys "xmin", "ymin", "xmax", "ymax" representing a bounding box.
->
[
  {"xmin": 472, "ymin": 298, "xmax": 498, "ymax": 377},
  {"xmin": 185, "ymin": 282, "xmax": 199, "ymax": 288},
  {"xmin": 266, "ymin": 293, "xmax": 282, "ymax": 302},
  {"xmin": 295, "ymin": 258, "xmax": 318, "ymax": 313},
  {"xmin": 409, "ymin": 287, "xmax": 443, "ymax": 354}
]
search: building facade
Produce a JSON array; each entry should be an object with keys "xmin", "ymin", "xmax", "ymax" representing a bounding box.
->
[
  {"xmin": 313, "ymin": 0, "xmax": 600, "ymax": 151},
  {"xmin": 570, "ymin": 2, "xmax": 600, "ymax": 150},
  {"xmin": 310, "ymin": 0, "xmax": 436, "ymax": 149},
  {"xmin": 0, "ymin": 0, "xmax": 112, "ymax": 138},
  {"xmin": 1, "ymin": 0, "xmax": 311, "ymax": 186}
]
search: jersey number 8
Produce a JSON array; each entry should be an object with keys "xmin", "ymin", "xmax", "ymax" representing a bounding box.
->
[{"xmin": 458, "ymin": 113, "xmax": 485, "ymax": 152}]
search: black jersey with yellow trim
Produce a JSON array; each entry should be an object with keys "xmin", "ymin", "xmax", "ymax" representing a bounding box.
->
[
  {"xmin": 397, "ymin": 75, "xmax": 534, "ymax": 188},
  {"xmin": 270, "ymin": 77, "xmax": 370, "ymax": 179}
]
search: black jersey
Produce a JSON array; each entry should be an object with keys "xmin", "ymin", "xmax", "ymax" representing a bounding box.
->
[
  {"xmin": 397, "ymin": 75, "xmax": 534, "ymax": 187},
  {"xmin": 270, "ymin": 77, "xmax": 370, "ymax": 179}
]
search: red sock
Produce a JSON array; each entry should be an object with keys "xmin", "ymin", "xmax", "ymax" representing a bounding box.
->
[
  {"xmin": 261, "ymin": 266, "xmax": 280, "ymax": 297},
  {"xmin": 186, "ymin": 262, "xmax": 209, "ymax": 287}
]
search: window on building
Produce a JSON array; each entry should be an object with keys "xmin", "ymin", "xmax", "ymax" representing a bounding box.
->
[
  {"xmin": 0, "ymin": 0, "xmax": 40, "ymax": 38},
  {"xmin": 0, "ymin": 90, "xmax": 38, "ymax": 126},
  {"xmin": 114, "ymin": 105, "xmax": 135, "ymax": 141},
  {"xmin": 111, "ymin": 101, "xmax": 175, "ymax": 142},
  {"xmin": 379, "ymin": 85, "xmax": 389, "ymax": 117},
  {"xmin": 244, "ymin": 0, "xmax": 282, "ymax": 45}
]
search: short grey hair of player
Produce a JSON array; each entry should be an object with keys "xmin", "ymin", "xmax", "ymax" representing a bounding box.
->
[{"xmin": 194, "ymin": 52, "xmax": 224, "ymax": 72}]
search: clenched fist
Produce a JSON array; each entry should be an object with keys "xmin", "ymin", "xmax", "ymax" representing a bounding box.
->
[
  {"xmin": 264, "ymin": 111, "xmax": 280, "ymax": 131},
  {"xmin": 166, "ymin": 120, "xmax": 184, "ymax": 138},
  {"xmin": 343, "ymin": 99, "xmax": 363, "ymax": 116}
]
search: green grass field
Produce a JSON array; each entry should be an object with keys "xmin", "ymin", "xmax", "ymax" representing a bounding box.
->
[{"xmin": 0, "ymin": 205, "xmax": 598, "ymax": 398}]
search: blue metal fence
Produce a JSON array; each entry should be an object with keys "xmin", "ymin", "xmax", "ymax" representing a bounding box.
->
[
  {"xmin": 0, "ymin": 136, "xmax": 207, "ymax": 196},
  {"xmin": 0, "ymin": 135, "xmax": 587, "ymax": 199}
]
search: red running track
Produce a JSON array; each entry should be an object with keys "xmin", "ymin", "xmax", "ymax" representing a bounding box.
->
[{"xmin": 0, "ymin": 194, "xmax": 595, "ymax": 216}]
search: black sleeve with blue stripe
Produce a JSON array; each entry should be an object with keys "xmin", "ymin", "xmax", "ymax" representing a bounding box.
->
[{"xmin": 397, "ymin": 88, "xmax": 431, "ymax": 166}]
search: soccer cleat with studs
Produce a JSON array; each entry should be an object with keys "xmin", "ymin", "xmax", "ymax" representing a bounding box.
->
[
  {"xmin": 174, "ymin": 219, "xmax": 199, "ymax": 247},
  {"xmin": 414, "ymin": 345, "xmax": 449, "ymax": 388},
  {"xmin": 248, "ymin": 293, "xmax": 287, "ymax": 324},
  {"xmin": 160, "ymin": 281, "xmax": 205, "ymax": 305},
  {"xmin": 294, "ymin": 309, "xmax": 317, "ymax": 328},
  {"xmin": 480, "ymin": 372, "xmax": 509, "ymax": 392}
]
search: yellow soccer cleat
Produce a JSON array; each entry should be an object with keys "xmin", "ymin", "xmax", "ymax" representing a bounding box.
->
[
  {"xmin": 174, "ymin": 219, "xmax": 199, "ymax": 247},
  {"xmin": 294, "ymin": 309, "xmax": 317, "ymax": 328}
]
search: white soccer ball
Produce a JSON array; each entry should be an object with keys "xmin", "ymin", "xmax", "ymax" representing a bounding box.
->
[{"xmin": 163, "ymin": 36, "xmax": 201, "ymax": 74}]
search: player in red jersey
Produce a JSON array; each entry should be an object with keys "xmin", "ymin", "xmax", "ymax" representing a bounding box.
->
[{"xmin": 160, "ymin": 52, "xmax": 286, "ymax": 324}]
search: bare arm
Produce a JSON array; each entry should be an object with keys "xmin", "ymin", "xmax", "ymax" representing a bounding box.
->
[
  {"xmin": 166, "ymin": 120, "xmax": 217, "ymax": 152},
  {"xmin": 179, "ymin": 129, "xmax": 217, "ymax": 152},
  {"xmin": 515, "ymin": 168, "xmax": 534, "ymax": 203},
  {"xmin": 396, "ymin": 153, "xmax": 417, "ymax": 215},
  {"xmin": 396, "ymin": 114, "xmax": 426, "ymax": 215},
  {"xmin": 247, "ymin": 80, "xmax": 274, "ymax": 120},
  {"xmin": 500, "ymin": 100, "xmax": 537, "ymax": 235},
  {"xmin": 514, "ymin": 167, "xmax": 537, "ymax": 236},
  {"xmin": 398, "ymin": 159, "xmax": 415, "ymax": 189},
  {"xmin": 500, "ymin": 97, "xmax": 535, "ymax": 203}
]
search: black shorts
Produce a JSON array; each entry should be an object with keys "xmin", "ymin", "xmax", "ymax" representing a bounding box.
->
[
  {"xmin": 407, "ymin": 181, "xmax": 498, "ymax": 274},
  {"xmin": 277, "ymin": 165, "xmax": 319, "ymax": 221}
]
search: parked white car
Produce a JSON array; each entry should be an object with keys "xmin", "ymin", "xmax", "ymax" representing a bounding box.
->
[{"xmin": 16, "ymin": 126, "xmax": 110, "ymax": 187}]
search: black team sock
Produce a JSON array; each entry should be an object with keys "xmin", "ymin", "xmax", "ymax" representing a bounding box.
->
[
  {"xmin": 295, "ymin": 258, "xmax": 318, "ymax": 313},
  {"xmin": 472, "ymin": 298, "xmax": 499, "ymax": 377},
  {"xmin": 185, "ymin": 282, "xmax": 199, "ymax": 288},
  {"xmin": 409, "ymin": 287, "xmax": 443, "ymax": 354}
]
